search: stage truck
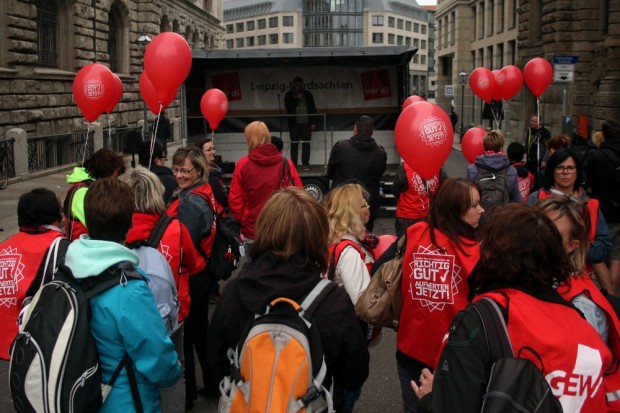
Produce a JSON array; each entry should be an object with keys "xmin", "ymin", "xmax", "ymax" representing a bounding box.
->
[{"xmin": 183, "ymin": 46, "xmax": 417, "ymax": 204}]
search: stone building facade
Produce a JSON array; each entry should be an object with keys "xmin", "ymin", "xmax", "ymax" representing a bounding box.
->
[
  {"xmin": 0, "ymin": 0, "xmax": 225, "ymax": 141},
  {"xmin": 517, "ymin": 0, "xmax": 620, "ymax": 135}
]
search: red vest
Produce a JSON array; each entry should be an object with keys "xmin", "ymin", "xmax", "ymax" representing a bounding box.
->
[
  {"xmin": 64, "ymin": 182, "xmax": 90, "ymax": 241},
  {"xmin": 479, "ymin": 289, "xmax": 612, "ymax": 413},
  {"xmin": 125, "ymin": 212, "xmax": 206, "ymax": 322},
  {"xmin": 327, "ymin": 239, "xmax": 373, "ymax": 276},
  {"xmin": 0, "ymin": 229, "xmax": 63, "ymax": 359},
  {"xmin": 558, "ymin": 275, "xmax": 620, "ymax": 411},
  {"xmin": 396, "ymin": 163, "xmax": 439, "ymax": 220},
  {"xmin": 513, "ymin": 162, "xmax": 534, "ymax": 203},
  {"xmin": 537, "ymin": 190, "xmax": 599, "ymax": 241},
  {"xmin": 397, "ymin": 222, "xmax": 480, "ymax": 368},
  {"xmin": 166, "ymin": 183, "xmax": 217, "ymax": 261}
]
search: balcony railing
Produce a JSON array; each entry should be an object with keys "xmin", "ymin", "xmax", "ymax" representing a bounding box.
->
[{"xmin": 28, "ymin": 131, "xmax": 94, "ymax": 173}]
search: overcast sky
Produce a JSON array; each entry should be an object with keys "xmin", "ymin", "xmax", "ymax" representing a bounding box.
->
[{"xmin": 417, "ymin": 0, "xmax": 437, "ymax": 5}]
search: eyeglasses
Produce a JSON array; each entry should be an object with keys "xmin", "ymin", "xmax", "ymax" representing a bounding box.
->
[
  {"xmin": 361, "ymin": 202, "xmax": 370, "ymax": 209},
  {"xmin": 172, "ymin": 167, "xmax": 196, "ymax": 176},
  {"xmin": 554, "ymin": 165, "xmax": 577, "ymax": 174}
]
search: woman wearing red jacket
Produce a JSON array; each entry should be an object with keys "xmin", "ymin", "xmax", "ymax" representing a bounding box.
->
[
  {"xmin": 228, "ymin": 121, "xmax": 302, "ymax": 248},
  {"xmin": 397, "ymin": 178, "xmax": 483, "ymax": 413}
]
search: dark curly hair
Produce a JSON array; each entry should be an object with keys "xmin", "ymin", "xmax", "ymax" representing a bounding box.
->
[
  {"xmin": 474, "ymin": 204, "xmax": 571, "ymax": 291},
  {"xmin": 83, "ymin": 147, "xmax": 126, "ymax": 179},
  {"xmin": 17, "ymin": 188, "xmax": 62, "ymax": 228}
]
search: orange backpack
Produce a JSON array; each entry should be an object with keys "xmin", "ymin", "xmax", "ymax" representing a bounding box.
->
[{"xmin": 219, "ymin": 279, "xmax": 335, "ymax": 413}]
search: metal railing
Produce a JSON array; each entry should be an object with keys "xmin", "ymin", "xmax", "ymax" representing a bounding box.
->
[
  {"xmin": 28, "ymin": 130, "xmax": 94, "ymax": 173},
  {"xmin": 104, "ymin": 126, "xmax": 143, "ymax": 153},
  {"xmin": 0, "ymin": 138, "xmax": 16, "ymax": 178}
]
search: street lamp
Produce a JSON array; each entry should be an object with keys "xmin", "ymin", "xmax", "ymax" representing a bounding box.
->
[
  {"xmin": 137, "ymin": 33, "xmax": 152, "ymax": 140},
  {"xmin": 459, "ymin": 70, "xmax": 468, "ymax": 143}
]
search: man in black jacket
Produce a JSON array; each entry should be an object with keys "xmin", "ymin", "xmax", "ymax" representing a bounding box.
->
[
  {"xmin": 585, "ymin": 117, "xmax": 620, "ymax": 292},
  {"xmin": 327, "ymin": 115, "xmax": 387, "ymax": 231},
  {"xmin": 284, "ymin": 77, "xmax": 317, "ymax": 169}
]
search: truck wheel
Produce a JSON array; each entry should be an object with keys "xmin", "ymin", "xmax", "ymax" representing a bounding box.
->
[{"xmin": 303, "ymin": 179, "xmax": 328, "ymax": 202}]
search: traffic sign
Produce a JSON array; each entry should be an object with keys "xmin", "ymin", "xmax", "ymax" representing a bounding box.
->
[
  {"xmin": 553, "ymin": 55, "xmax": 578, "ymax": 83},
  {"xmin": 445, "ymin": 85, "xmax": 454, "ymax": 96}
]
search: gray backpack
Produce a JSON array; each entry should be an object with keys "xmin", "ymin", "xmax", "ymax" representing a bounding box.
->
[{"xmin": 475, "ymin": 165, "xmax": 509, "ymax": 223}]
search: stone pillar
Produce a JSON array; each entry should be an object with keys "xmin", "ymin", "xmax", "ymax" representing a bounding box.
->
[
  {"xmin": 6, "ymin": 128, "xmax": 28, "ymax": 177},
  {"xmin": 171, "ymin": 117, "xmax": 180, "ymax": 144}
]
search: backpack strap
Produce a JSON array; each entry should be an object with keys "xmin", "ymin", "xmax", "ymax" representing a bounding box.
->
[
  {"xmin": 471, "ymin": 297, "xmax": 514, "ymax": 361},
  {"xmin": 281, "ymin": 157, "xmax": 294, "ymax": 186},
  {"xmin": 147, "ymin": 214, "xmax": 174, "ymax": 248},
  {"xmin": 80, "ymin": 262, "xmax": 145, "ymax": 299},
  {"xmin": 301, "ymin": 278, "xmax": 334, "ymax": 313},
  {"xmin": 327, "ymin": 240, "xmax": 365, "ymax": 281}
]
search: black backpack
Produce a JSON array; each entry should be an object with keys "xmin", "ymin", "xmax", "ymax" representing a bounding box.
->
[
  {"xmin": 475, "ymin": 165, "xmax": 510, "ymax": 223},
  {"xmin": 207, "ymin": 208, "xmax": 242, "ymax": 281},
  {"xmin": 472, "ymin": 297, "xmax": 563, "ymax": 413},
  {"xmin": 10, "ymin": 262, "xmax": 145, "ymax": 413}
]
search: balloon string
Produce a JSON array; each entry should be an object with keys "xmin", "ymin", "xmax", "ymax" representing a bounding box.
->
[
  {"xmin": 148, "ymin": 103, "xmax": 163, "ymax": 170},
  {"xmin": 107, "ymin": 113, "xmax": 112, "ymax": 143},
  {"xmin": 211, "ymin": 129, "xmax": 214, "ymax": 142},
  {"xmin": 82, "ymin": 123, "xmax": 92, "ymax": 166}
]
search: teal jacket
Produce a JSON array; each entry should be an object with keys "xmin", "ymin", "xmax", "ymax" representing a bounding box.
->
[{"xmin": 65, "ymin": 236, "xmax": 181, "ymax": 413}]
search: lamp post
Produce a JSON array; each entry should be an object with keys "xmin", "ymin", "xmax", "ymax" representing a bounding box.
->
[
  {"xmin": 459, "ymin": 70, "xmax": 467, "ymax": 143},
  {"xmin": 137, "ymin": 33, "xmax": 152, "ymax": 141}
]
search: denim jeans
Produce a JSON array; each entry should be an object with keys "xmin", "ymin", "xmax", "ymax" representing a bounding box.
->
[{"xmin": 397, "ymin": 360, "xmax": 424, "ymax": 413}]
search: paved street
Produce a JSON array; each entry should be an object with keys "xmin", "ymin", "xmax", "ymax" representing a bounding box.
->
[{"xmin": 0, "ymin": 145, "xmax": 469, "ymax": 412}]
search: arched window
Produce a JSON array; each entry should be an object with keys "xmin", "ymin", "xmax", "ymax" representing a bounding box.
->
[
  {"xmin": 161, "ymin": 15, "xmax": 171, "ymax": 32},
  {"xmin": 37, "ymin": 0, "xmax": 58, "ymax": 67}
]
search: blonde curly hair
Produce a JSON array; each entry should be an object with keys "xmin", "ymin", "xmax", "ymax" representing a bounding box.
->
[{"xmin": 324, "ymin": 183, "xmax": 368, "ymax": 245}]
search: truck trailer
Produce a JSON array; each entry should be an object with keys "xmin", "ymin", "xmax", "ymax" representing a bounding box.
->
[{"xmin": 184, "ymin": 46, "xmax": 417, "ymax": 203}]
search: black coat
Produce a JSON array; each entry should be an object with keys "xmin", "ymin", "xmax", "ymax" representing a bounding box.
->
[
  {"xmin": 327, "ymin": 134, "xmax": 387, "ymax": 219},
  {"xmin": 207, "ymin": 252, "xmax": 369, "ymax": 391},
  {"xmin": 584, "ymin": 137, "xmax": 620, "ymax": 223},
  {"xmin": 149, "ymin": 164, "xmax": 176, "ymax": 204}
]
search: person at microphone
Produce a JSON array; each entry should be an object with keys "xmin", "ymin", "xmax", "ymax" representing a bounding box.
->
[{"xmin": 284, "ymin": 77, "xmax": 317, "ymax": 171}]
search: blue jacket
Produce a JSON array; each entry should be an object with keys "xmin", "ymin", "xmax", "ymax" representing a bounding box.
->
[
  {"xmin": 65, "ymin": 236, "xmax": 181, "ymax": 413},
  {"xmin": 466, "ymin": 152, "xmax": 522, "ymax": 203}
]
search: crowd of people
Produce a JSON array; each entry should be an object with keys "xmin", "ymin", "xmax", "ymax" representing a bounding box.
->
[{"xmin": 1, "ymin": 113, "xmax": 620, "ymax": 413}]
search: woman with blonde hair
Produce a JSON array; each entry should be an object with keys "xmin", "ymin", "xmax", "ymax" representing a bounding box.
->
[
  {"xmin": 165, "ymin": 146, "xmax": 220, "ymax": 409},
  {"xmin": 208, "ymin": 187, "xmax": 369, "ymax": 413},
  {"xmin": 228, "ymin": 120, "xmax": 302, "ymax": 247}
]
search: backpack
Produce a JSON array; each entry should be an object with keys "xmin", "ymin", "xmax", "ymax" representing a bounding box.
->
[
  {"xmin": 475, "ymin": 165, "xmax": 510, "ymax": 222},
  {"xmin": 471, "ymin": 297, "xmax": 563, "ymax": 413},
  {"xmin": 600, "ymin": 150, "xmax": 620, "ymax": 209},
  {"xmin": 207, "ymin": 208, "xmax": 242, "ymax": 281},
  {"xmin": 219, "ymin": 279, "xmax": 337, "ymax": 413},
  {"xmin": 10, "ymin": 262, "xmax": 145, "ymax": 413},
  {"xmin": 127, "ymin": 215, "xmax": 180, "ymax": 334}
]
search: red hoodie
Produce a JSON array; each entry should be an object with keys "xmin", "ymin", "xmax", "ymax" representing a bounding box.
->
[
  {"xmin": 125, "ymin": 212, "xmax": 206, "ymax": 321},
  {"xmin": 229, "ymin": 143, "xmax": 302, "ymax": 239}
]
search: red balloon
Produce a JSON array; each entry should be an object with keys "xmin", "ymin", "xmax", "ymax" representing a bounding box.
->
[
  {"xmin": 491, "ymin": 70, "xmax": 503, "ymax": 102},
  {"xmin": 497, "ymin": 65, "xmax": 523, "ymax": 100},
  {"xmin": 469, "ymin": 67, "xmax": 496, "ymax": 103},
  {"xmin": 402, "ymin": 95, "xmax": 425, "ymax": 111},
  {"xmin": 72, "ymin": 63, "xmax": 116, "ymax": 122},
  {"xmin": 394, "ymin": 101, "xmax": 454, "ymax": 179},
  {"xmin": 139, "ymin": 72, "xmax": 177, "ymax": 115},
  {"xmin": 461, "ymin": 127, "xmax": 486, "ymax": 163},
  {"xmin": 371, "ymin": 235, "xmax": 397, "ymax": 261},
  {"xmin": 200, "ymin": 89, "xmax": 229, "ymax": 130},
  {"xmin": 105, "ymin": 74, "xmax": 123, "ymax": 113},
  {"xmin": 524, "ymin": 58, "xmax": 553, "ymax": 97},
  {"xmin": 143, "ymin": 32, "xmax": 192, "ymax": 104}
]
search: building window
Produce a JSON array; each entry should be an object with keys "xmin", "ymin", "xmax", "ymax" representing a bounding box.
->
[
  {"xmin": 388, "ymin": 33, "xmax": 395, "ymax": 44},
  {"xmin": 36, "ymin": 0, "xmax": 58, "ymax": 67},
  {"xmin": 236, "ymin": 38, "xmax": 244, "ymax": 48},
  {"xmin": 247, "ymin": 36, "xmax": 255, "ymax": 46},
  {"xmin": 397, "ymin": 19, "xmax": 404, "ymax": 29},
  {"xmin": 258, "ymin": 19, "xmax": 266, "ymax": 29},
  {"xmin": 406, "ymin": 21, "xmax": 412, "ymax": 31},
  {"xmin": 414, "ymin": 22, "xmax": 420, "ymax": 33},
  {"xmin": 226, "ymin": 24, "xmax": 233, "ymax": 33},
  {"xmin": 421, "ymin": 55, "xmax": 426, "ymax": 64},
  {"xmin": 269, "ymin": 33, "xmax": 278, "ymax": 44},
  {"xmin": 303, "ymin": 0, "xmax": 363, "ymax": 47},
  {"xmin": 397, "ymin": 35, "xmax": 403, "ymax": 45},
  {"xmin": 421, "ymin": 25, "xmax": 426, "ymax": 34},
  {"xmin": 413, "ymin": 54, "xmax": 419, "ymax": 64},
  {"xmin": 372, "ymin": 33, "xmax": 383, "ymax": 44},
  {"xmin": 236, "ymin": 22, "xmax": 244, "ymax": 32},
  {"xmin": 283, "ymin": 16, "xmax": 294, "ymax": 26},
  {"xmin": 107, "ymin": 5, "xmax": 124, "ymax": 73},
  {"xmin": 421, "ymin": 39, "xmax": 426, "ymax": 49},
  {"xmin": 497, "ymin": 0, "xmax": 504, "ymax": 32},
  {"xmin": 405, "ymin": 36, "xmax": 411, "ymax": 45},
  {"xmin": 283, "ymin": 33, "xmax": 294, "ymax": 43},
  {"xmin": 414, "ymin": 38, "xmax": 419, "ymax": 48},
  {"xmin": 226, "ymin": 39, "xmax": 233, "ymax": 48},
  {"xmin": 269, "ymin": 17, "xmax": 278, "ymax": 28},
  {"xmin": 247, "ymin": 20, "xmax": 255, "ymax": 31},
  {"xmin": 372, "ymin": 15, "xmax": 384, "ymax": 26},
  {"xmin": 388, "ymin": 16, "xmax": 395, "ymax": 28},
  {"xmin": 257, "ymin": 35, "xmax": 266, "ymax": 45},
  {"xmin": 489, "ymin": 0, "xmax": 494, "ymax": 35}
]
